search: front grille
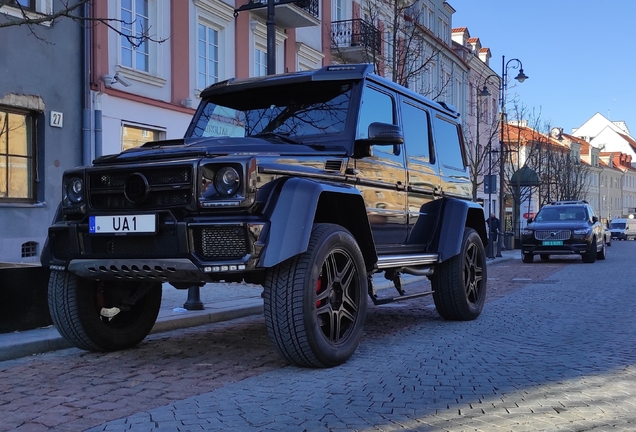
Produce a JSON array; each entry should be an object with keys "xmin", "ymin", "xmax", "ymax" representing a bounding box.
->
[
  {"xmin": 88, "ymin": 166, "xmax": 193, "ymax": 210},
  {"xmin": 192, "ymin": 226, "xmax": 248, "ymax": 259},
  {"xmin": 535, "ymin": 230, "xmax": 571, "ymax": 241}
]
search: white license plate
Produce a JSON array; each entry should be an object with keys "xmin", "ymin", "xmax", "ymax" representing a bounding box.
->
[{"xmin": 89, "ymin": 215, "xmax": 156, "ymax": 234}]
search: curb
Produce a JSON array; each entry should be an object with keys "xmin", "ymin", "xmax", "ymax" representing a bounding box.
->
[{"xmin": 0, "ymin": 300, "xmax": 265, "ymax": 363}]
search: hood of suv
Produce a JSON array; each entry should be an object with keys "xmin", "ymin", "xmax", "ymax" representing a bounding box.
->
[
  {"xmin": 93, "ymin": 137, "xmax": 348, "ymax": 165},
  {"xmin": 526, "ymin": 220, "xmax": 591, "ymax": 230}
]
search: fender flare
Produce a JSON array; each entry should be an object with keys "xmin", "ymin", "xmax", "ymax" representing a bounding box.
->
[
  {"xmin": 258, "ymin": 177, "xmax": 375, "ymax": 268},
  {"xmin": 435, "ymin": 198, "xmax": 488, "ymax": 262}
]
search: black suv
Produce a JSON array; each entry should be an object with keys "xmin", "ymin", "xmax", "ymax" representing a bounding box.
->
[
  {"xmin": 520, "ymin": 200, "xmax": 606, "ymax": 263},
  {"xmin": 44, "ymin": 64, "xmax": 488, "ymax": 368}
]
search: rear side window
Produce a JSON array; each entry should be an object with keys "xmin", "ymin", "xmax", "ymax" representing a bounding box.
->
[
  {"xmin": 401, "ymin": 100, "xmax": 431, "ymax": 163},
  {"xmin": 432, "ymin": 116, "xmax": 465, "ymax": 171}
]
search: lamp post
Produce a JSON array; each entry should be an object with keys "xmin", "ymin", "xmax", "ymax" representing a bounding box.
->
[
  {"xmin": 477, "ymin": 75, "xmax": 500, "ymax": 258},
  {"xmin": 496, "ymin": 55, "xmax": 528, "ymax": 256}
]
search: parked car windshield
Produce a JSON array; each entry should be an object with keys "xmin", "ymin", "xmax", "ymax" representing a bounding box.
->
[
  {"xmin": 535, "ymin": 206, "xmax": 588, "ymax": 222},
  {"xmin": 189, "ymin": 81, "xmax": 353, "ymax": 141},
  {"xmin": 609, "ymin": 222, "xmax": 626, "ymax": 229}
]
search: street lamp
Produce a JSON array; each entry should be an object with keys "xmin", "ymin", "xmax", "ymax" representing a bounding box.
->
[
  {"xmin": 496, "ymin": 56, "xmax": 528, "ymax": 256},
  {"xmin": 477, "ymin": 75, "xmax": 499, "ymax": 258}
]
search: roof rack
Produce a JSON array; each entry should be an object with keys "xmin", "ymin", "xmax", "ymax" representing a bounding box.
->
[{"xmin": 550, "ymin": 200, "xmax": 588, "ymax": 205}]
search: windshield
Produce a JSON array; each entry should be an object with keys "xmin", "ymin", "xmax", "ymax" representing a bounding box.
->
[
  {"xmin": 610, "ymin": 222, "xmax": 626, "ymax": 229},
  {"xmin": 535, "ymin": 206, "xmax": 588, "ymax": 222},
  {"xmin": 189, "ymin": 81, "xmax": 353, "ymax": 140}
]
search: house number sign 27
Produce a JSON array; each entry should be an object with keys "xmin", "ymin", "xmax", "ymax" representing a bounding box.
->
[{"xmin": 50, "ymin": 111, "xmax": 63, "ymax": 128}]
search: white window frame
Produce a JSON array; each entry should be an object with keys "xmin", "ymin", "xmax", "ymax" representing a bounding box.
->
[
  {"xmin": 115, "ymin": 0, "xmax": 165, "ymax": 87},
  {"xmin": 120, "ymin": 0, "xmax": 151, "ymax": 73},
  {"xmin": 197, "ymin": 23, "xmax": 220, "ymax": 88},
  {"xmin": 250, "ymin": 19, "xmax": 286, "ymax": 77},
  {"xmin": 194, "ymin": 0, "xmax": 234, "ymax": 94},
  {"xmin": 254, "ymin": 47, "xmax": 267, "ymax": 77},
  {"xmin": 332, "ymin": 0, "xmax": 344, "ymax": 21}
]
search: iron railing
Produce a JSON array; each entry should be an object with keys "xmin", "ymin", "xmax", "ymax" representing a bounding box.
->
[
  {"xmin": 295, "ymin": 0, "xmax": 319, "ymax": 19},
  {"xmin": 331, "ymin": 19, "xmax": 381, "ymax": 54}
]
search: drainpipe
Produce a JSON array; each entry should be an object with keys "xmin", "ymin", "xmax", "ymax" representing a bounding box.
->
[{"xmin": 81, "ymin": 0, "xmax": 92, "ymax": 166}]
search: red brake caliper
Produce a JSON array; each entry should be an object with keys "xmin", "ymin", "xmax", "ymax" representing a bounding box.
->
[{"xmin": 316, "ymin": 277, "xmax": 322, "ymax": 307}]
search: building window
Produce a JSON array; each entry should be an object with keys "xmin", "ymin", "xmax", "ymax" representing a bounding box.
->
[
  {"xmin": 8, "ymin": 0, "xmax": 35, "ymax": 11},
  {"xmin": 121, "ymin": 0, "xmax": 150, "ymax": 72},
  {"xmin": 121, "ymin": 123, "xmax": 165, "ymax": 151},
  {"xmin": 254, "ymin": 48, "xmax": 267, "ymax": 77},
  {"xmin": 333, "ymin": 0, "xmax": 343, "ymax": 21},
  {"xmin": 0, "ymin": 107, "xmax": 36, "ymax": 202},
  {"xmin": 198, "ymin": 23, "xmax": 219, "ymax": 89}
]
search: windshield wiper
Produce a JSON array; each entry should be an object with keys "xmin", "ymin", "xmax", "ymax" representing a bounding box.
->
[{"xmin": 252, "ymin": 132, "xmax": 301, "ymax": 145}]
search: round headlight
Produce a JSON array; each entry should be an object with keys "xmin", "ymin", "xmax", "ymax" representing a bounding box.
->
[
  {"xmin": 66, "ymin": 177, "xmax": 84, "ymax": 203},
  {"xmin": 214, "ymin": 167, "xmax": 240, "ymax": 196}
]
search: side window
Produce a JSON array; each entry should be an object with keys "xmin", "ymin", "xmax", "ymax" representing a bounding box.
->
[
  {"xmin": 356, "ymin": 85, "xmax": 395, "ymax": 139},
  {"xmin": 401, "ymin": 100, "xmax": 431, "ymax": 162},
  {"xmin": 432, "ymin": 115, "xmax": 465, "ymax": 171},
  {"xmin": 357, "ymin": 86, "xmax": 402, "ymax": 167}
]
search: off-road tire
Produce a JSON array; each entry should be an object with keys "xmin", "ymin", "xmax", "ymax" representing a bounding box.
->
[
  {"xmin": 522, "ymin": 252, "xmax": 534, "ymax": 263},
  {"xmin": 263, "ymin": 223, "xmax": 368, "ymax": 368},
  {"xmin": 582, "ymin": 237, "xmax": 597, "ymax": 263},
  {"xmin": 540, "ymin": 254, "xmax": 550, "ymax": 261},
  {"xmin": 48, "ymin": 271, "xmax": 162, "ymax": 351},
  {"xmin": 431, "ymin": 228, "xmax": 486, "ymax": 321}
]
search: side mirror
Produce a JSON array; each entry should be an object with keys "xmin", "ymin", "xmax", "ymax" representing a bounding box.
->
[
  {"xmin": 354, "ymin": 122, "xmax": 404, "ymax": 158},
  {"xmin": 356, "ymin": 122, "xmax": 404, "ymax": 145},
  {"xmin": 592, "ymin": 216, "xmax": 598, "ymax": 223},
  {"xmin": 527, "ymin": 217, "xmax": 533, "ymax": 223}
]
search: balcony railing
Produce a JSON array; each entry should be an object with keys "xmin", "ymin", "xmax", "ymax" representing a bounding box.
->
[
  {"xmin": 296, "ymin": 0, "xmax": 319, "ymax": 19},
  {"xmin": 331, "ymin": 19, "xmax": 382, "ymax": 54},
  {"xmin": 248, "ymin": 0, "xmax": 319, "ymax": 29}
]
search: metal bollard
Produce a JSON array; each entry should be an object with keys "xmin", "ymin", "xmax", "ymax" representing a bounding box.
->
[
  {"xmin": 183, "ymin": 286, "xmax": 204, "ymax": 310},
  {"xmin": 496, "ymin": 230, "xmax": 503, "ymax": 257}
]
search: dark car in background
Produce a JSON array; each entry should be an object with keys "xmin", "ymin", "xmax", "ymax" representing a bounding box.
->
[{"xmin": 520, "ymin": 201, "xmax": 606, "ymax": 263}]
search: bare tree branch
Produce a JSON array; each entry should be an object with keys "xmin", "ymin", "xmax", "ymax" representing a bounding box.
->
[{"xmin": 0, "ymin": 0, "xmax": 167, "ymax": 46}]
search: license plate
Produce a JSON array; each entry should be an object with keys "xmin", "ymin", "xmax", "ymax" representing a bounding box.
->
[
  {"xmin": 89, "ymin": 215, "xmax": 156, "ymax": 234},
  {"xmin": 542, "ymin": 240, "xmax": 563, "ymax": 246}
]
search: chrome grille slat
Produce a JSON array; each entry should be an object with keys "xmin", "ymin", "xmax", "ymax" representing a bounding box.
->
[{"xmin": 535, "ymin": 230, "xmax": 571, "ymax": 241}]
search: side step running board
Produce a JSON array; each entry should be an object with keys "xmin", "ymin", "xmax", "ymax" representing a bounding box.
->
[
  {"xmin": 368, "ymin": 254, "xmax": 438, "ymax": 306},
  {"xmin": 376, "ymin": 253, "xmax": 438, "ymax": 269}
]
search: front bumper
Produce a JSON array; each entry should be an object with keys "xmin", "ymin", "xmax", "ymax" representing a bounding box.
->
[
  {"xmin": 47, "ymin": 213, "xmax": 267, "ymax": 283},
  {"xmin": 521, "ymin": 237, "xmax": 591, "ymax": 255}
]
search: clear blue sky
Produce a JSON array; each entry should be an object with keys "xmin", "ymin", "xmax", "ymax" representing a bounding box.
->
[{"xmin": 450, "ymin": 0, "xmax": 635, "ymax": 135}]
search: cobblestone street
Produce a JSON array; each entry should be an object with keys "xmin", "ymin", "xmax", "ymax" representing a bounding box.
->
[{"xmin": 2, "ymin": 244, "xmax": 635, "ymax": 431}]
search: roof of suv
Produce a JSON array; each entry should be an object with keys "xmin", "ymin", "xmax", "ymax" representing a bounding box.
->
[
  {"xmin": 549, "ymin": 200, "xmax": 588, "ymax": 205},
  {"xmin": 199, "ymin": 64, "xmax": 459, "ymax": 118}
]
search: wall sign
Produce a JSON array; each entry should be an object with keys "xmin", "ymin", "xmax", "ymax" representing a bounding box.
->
[{"xmin": 50, "ymin": 111, "xmax": 63, "ymax": 128}]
